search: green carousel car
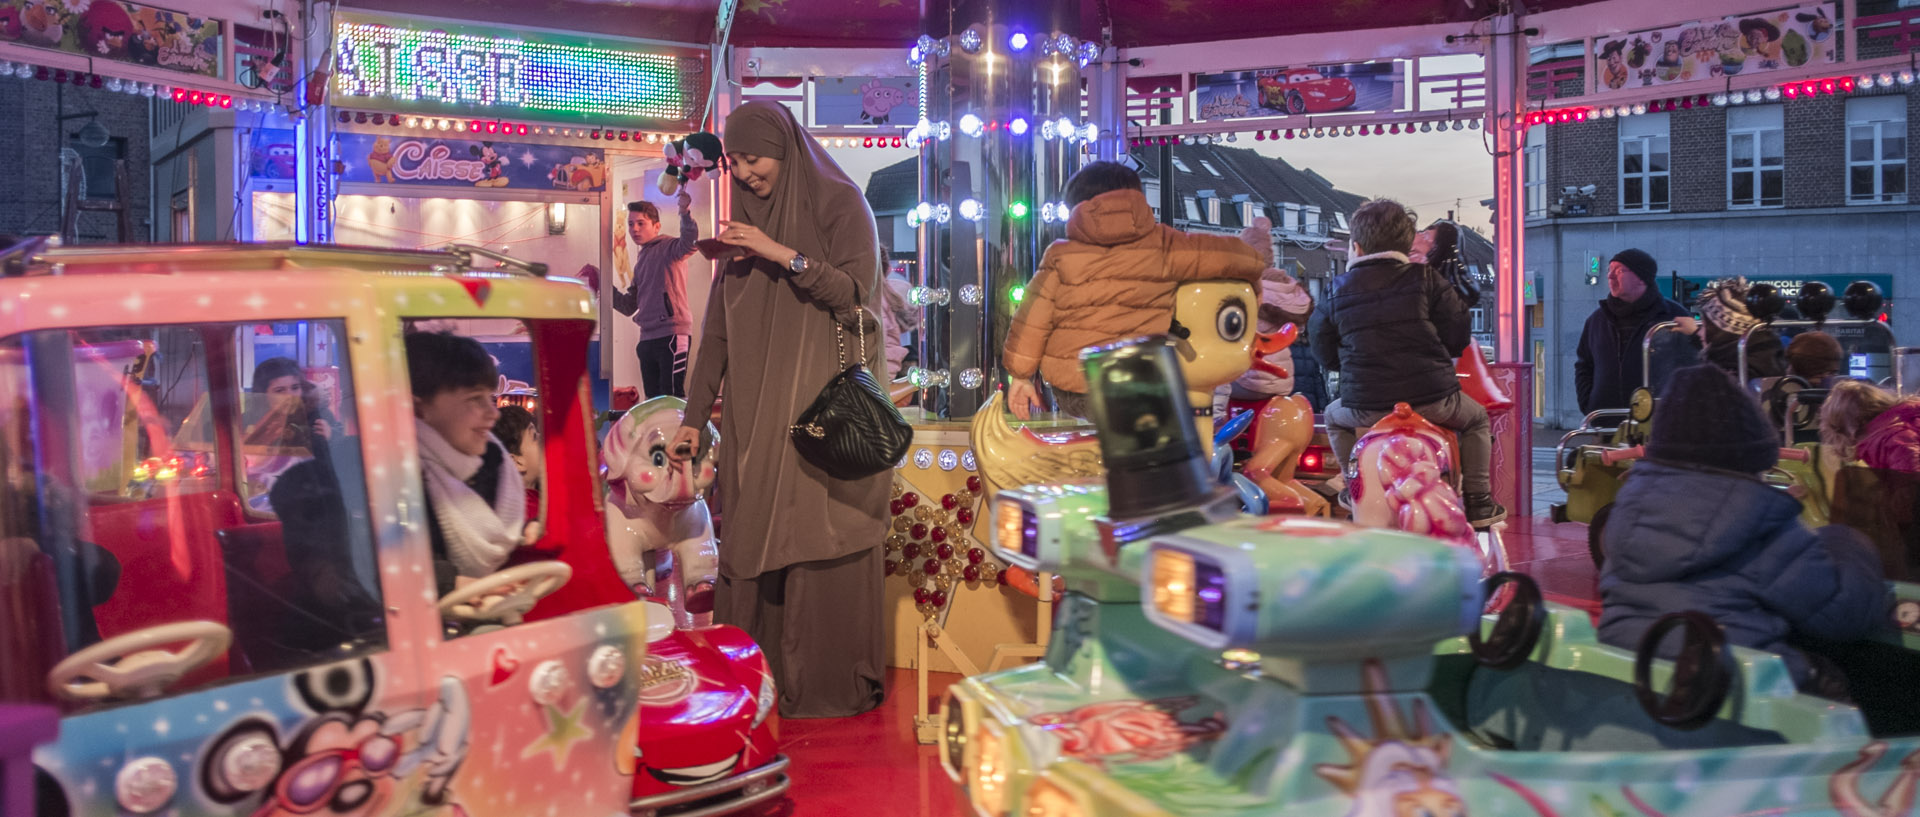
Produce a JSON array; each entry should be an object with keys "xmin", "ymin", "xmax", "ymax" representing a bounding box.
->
[{"xmin": 950, "ymin": 335, "xmax": 1920, "ymax": 817}]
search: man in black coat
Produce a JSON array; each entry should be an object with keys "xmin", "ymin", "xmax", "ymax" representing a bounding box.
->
[
  {"xmin": 1574, "ymin": 249, "xmax": 1695, "ymax": 419},
  {"xmin": 1310, "ymin": 199, "xmax": 1502, "ymax": 527}
]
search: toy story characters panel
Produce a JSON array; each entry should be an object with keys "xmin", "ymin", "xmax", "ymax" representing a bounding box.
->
[{"xmin": 1593, "ymin": 3, "xmax": 1836, "ymax": 90}]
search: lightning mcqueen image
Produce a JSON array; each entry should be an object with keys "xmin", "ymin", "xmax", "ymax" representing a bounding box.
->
[{"xmin": 1257, "ymin": 69, "xmax": 1357, "ymax": 114}]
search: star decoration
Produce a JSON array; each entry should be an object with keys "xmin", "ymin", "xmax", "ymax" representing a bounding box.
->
[
  {"xmin": 519, "ymin": 150, "xmax": 538, "ymax": 167},
  {"xmin": 742, "ymin": 0, "xmax": 785, "ymax": 20},
  {"xmin": 1162, "ymin": 0, "xmax": 1193, "ymax": 13},
  {"xmin": 520, "ymin": 699, "xmax": 594, "ymax": 771}
]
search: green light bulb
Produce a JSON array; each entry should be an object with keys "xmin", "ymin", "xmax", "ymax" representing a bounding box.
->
[
  {"xmin": 1008, "ymin": 202, "xmax": 1029, "ymax": 219},
  {"xmin": 1010, "ymin": 285, "xmax": 1026, "ymax": 304}
]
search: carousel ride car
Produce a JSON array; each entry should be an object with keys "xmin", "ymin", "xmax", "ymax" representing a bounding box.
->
[
  {"xmin": 948, "ymin": 333, "xmax": 1920, "ymax": 817},
  {"xmin": 0, "ymin": 240, "xmax": 783, "ymax": 817}
]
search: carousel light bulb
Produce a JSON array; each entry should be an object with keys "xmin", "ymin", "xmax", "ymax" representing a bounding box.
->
[
  {"xmin": 958, "ymin": 284, "xmax": 984, "ymax": 305},
  {"xmin": 1419, "ymin": 121, "xmax": 1431, "ymax": 132},
  {"xmin": 1055, "ymin": 116, "xmax": 1075, "ymax": 139},
  {"xmin": 918, "ymin": 34, "xmax": 937, "ymax": 55},
  {"xmin": 406, "ymin": 116, "xmax": 420, "ymax": 127},
  {"xmin": 1744, "ymin": 89, "xmax": 1763, "ymax": 103},
  {"xmin": 1225, "ymin": 131, "xmax": 1237, "ymax": 142},
  {"xmin": 1340, "ymin": 126, "xmax": 1353, "ymax": 137},
  {"xmin": 907, "ymin": 286, "xmax": 933, "ymax": 306},
  {"xmin": 1040, "ymin": 202, "xmax": 1057, "ymax": 222},
  {"xmin": 1055, "ymin": 35, "xmax": 1075, "ymax": 56},
  {"xmin": 1710, "ymin": 93, "xmax": 1728, "ymax": 106},
  {"xmin": 1056, "ymin": 201, "xmax": 1070, "ymax": 218},
  {"xmin": 957, "ymin": 369, "xmax": 985, "ymax": 390},
  {"xmin": 959, "ymin": 198, "xmax": 984, "ymax": 221},
  {"xmin": 1078, "ymin": 41, "xmax": 1100, "ymax": 67},
  {"xmin": 1468, "ymin": 118, "xmax": 1481, "ymax": 129},
  {"xmin": 1009, "ymin": 32, "xmax": 1029, "ymax": 51},
  {"xmin": 0, "ymin": 63, "xmax": 14, "ymax": 77},
  {"xmin": 906, "ymin": 210, "xmax": 924, "ymax": 228},
  {"xmin": 937, "ymin": 121, "xmax": 952, "ymax": 141},
  {"xmin": 1008, "ymin": 201, "xmax": 1029, "ymax": 219},
  {"xmin": 959, "ymin": 113, "xmax": 984, "ymax": 137},
  {"xmin": 1451, "ymin": 120, "xmax": 1465, "ymax": 130},
  {"xmin": 1040, "ymin": 120, "xmax": 1058, "ymax": 140},
  {"xmin": 1080, "ymin": 123, "xmax": 1099, "ymax": 141},
  {"xmin": 1009, "ymin": 117, "xmax": 1029, "ymax": 135},
  {"xmin": 1632, "ymin": 102, "xmax": 1649, "ymax": 114},
  {"xmin": 141, "ymin": 84, "xmax": 156, "ymax": 97},
  {"xmin": 1763, "ymin": 86, "xmax": 1782, "ymax": 101},
  {"xmin": 1880, "ymin": 72, "xmax": 1897, "ymax": 86},
  {"xmin": 1600, "ymin": 107, "xmax": 1616, "ymax": 119},
  {"xmin": 1858, "ymin": 75, "xmax": 1876, "ymax": 89},
  {"xmin": 1313, "ymin": 127, "xmax": 1326, "ymax": 138},
  {"xmin": 934, "ymin": 204, "xmax": 952, "ymax": 223},
  {"xmin": 905, "ymin": 128, "xmax": 924, "ymax": 149},
  {"xmin": 1901, "ymin": 70, "xmax": 1916, "ymax": 85},
  {"xmin": 960, "ymin": 28, "xmax": 983, "ymax": 53},
  {"xmin": 908, "ymin": 45, "xmax": 922, "ymax": 65},
  {"xmin": 916, "ymin": 202, "xmax": 933, "ymax": 222}
]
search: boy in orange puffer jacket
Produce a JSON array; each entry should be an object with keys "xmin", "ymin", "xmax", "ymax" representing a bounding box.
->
[{"xmin": 1003, "ymin": 161, "xmax": 1266, "ymax": 419}]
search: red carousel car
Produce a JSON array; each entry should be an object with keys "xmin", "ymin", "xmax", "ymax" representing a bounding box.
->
[{"xmin": 1257, "ymin": 69, "xmax": 1358, "ymax": 114}]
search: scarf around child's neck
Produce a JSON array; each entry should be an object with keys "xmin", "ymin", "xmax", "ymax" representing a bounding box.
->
[{"xmin": 415, "ymin": 417, "xmax": 527, "ymax": 579}]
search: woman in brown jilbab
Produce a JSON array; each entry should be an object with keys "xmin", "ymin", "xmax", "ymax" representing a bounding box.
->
[{"xmin": 669, "ymin": 100, "xmax": 890, "ymax": 718}]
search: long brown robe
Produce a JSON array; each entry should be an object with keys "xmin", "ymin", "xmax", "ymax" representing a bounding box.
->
[{"xmin": 682, "ymin": 100, "xmax": 890, "ymax": 717}]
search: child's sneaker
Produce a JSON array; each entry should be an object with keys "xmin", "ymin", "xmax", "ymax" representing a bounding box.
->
[{"xmin": 1464, "ymin": 493, "xmax": 1506, "ymax": 528}]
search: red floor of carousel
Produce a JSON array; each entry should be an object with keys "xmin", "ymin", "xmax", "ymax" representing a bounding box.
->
[{"xmin": 738, "ymin": 518, "xmax": 1601, "ymax": 817}]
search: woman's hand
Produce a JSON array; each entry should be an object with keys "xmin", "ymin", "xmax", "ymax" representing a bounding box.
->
[
  {"xmin": 668, "ymin": 425, "xmax": 701, "ymax": 463},
  {"xmin": 1007, "ymin": 379, "xmax": 1042, "ymax": 421},
  {"xmin": 715, "ymin": 222, "xmax": 796, "ymax": 267},
  {"xmin": 312, "ymin": 417, "xmax": 334, "ymax": 440}
]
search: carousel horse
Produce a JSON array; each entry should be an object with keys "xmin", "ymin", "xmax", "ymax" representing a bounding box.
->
[
  {"xmin": 1349, "ymin": 403, "xmax": 1511, "ymax": 588},
  {"xmin": 603, "ymin": 396, "xmax": 719, "ymax": 628},
  {"xmin": 1240, "ymin": 394, "xmax": 1329, "ymax": 517}
]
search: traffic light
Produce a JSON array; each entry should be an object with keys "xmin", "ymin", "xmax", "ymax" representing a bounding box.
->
[{"xmin": 1670, "ymin": 272, "xmax": 1701, "ymax": 305}]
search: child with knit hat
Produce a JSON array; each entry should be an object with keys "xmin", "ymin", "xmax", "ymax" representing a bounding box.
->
[
  {"xmin": 1597, "ymin": 363, "xmax": 1887, "ymax": 698},
  {"xmin": 1696, "ymin": 277, "xmax": 1787, "ymax": 383}
]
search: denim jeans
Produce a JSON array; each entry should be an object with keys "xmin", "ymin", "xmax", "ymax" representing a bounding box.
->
[{"xmin": 1325, "ymin": 390, "xmax": 1492, "ymax": 495}]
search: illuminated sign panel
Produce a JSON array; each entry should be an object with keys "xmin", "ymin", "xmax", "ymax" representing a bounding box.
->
[{"xmin": 333, "ymin": 15, "xmax": 697, "ymax": 124}]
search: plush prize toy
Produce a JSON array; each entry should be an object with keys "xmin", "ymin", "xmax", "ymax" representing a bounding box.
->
[{"xmin": 656, "ymin": 132, "xmax": 725, "ymax": 196}]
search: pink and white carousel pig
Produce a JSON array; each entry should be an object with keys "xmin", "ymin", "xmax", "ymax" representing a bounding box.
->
[
  {"xmin": 603, "ymin": 396, "xmax": 719, "ymax": 628},
  {"xmin": 1349, "ymin": 404, "xmax": 1477, "ymax": 548}
]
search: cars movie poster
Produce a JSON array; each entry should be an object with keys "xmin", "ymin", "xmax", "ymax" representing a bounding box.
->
[
  {"xmin": 334, "ymin": 132, "xmax": 608, "ymax": 192},
  {"xmin": 1, "ymin": 0, "xmax": 223, "ymax": 78},
  {"xmin": 1193, "ymin": 61, "xmax": 1405, "ymax": 121},
  {"xmin": 1593, "ymin": 3, "xmax": 1837, "ymax": 91}
]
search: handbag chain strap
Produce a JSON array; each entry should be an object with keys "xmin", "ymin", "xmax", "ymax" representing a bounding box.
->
[{"xmin": 835, "ymin": 305, "xmax": 868, "ymax": 371}]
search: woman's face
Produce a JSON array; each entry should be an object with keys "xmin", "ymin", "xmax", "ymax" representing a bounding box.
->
[
  {"xmin": 264, "ymin": 375, "xmax": 301, "ymax": 399},
  {"xmin": 1410, "ymin": 230, "xmax": 1435, "ymax": 263},
  {"xmin": 728, "ymin": 152, "xmax": 782, "ymax": 199}
]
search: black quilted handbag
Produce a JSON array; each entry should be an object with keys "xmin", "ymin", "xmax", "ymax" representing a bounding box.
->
[{"xmin": 790, "ymin": 306, "xmax": 914, "ymax": 480}]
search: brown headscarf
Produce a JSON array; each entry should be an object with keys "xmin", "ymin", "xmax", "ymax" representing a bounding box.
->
[
  {"xmin": 723, "ymin": 100, "xmax": 883, "ymax": 330},
  {"xmin": 682, "ymin": 100, "xmax": 889, "ymax": 579}
]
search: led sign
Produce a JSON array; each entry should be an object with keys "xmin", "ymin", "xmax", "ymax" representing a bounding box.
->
[{"xmin": 333, "ymin": 17, "xmax": 696, "ymax": 123}]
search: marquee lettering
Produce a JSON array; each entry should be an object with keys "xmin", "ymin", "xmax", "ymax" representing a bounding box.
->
[{"xmin": 390, "ymin": 142, "xmax": 486, "ymax": 183}]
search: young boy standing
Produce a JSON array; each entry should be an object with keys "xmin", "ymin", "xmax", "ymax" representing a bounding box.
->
[
  {"xmin": 615, "ymin": 191, "xmax": 700, "ymax": 398},
  {"xmin": 1309, "ymin": 199, "xmax": 1501, "ymax": 526}
]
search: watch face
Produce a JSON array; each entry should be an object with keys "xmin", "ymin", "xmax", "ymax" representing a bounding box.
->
[{"xmin": 1630, "ymin": 388, "xmax": 1654, "ymax": 422}]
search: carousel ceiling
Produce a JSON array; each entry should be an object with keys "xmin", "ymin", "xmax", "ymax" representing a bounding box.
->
[{"xmin": 340, "ymin": 0, "xmax": 1614, "ymax": 50}]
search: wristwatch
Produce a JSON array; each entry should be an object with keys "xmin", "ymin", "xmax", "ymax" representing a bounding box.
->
[{"xmin": 787, "ymin": 253, "xmax": 810, "ymax": 274}]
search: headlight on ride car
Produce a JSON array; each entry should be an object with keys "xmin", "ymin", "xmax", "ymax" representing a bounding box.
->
[
  {"xmin": 751, "ymin": 672, "xmax": 776, "ymax": 730},
  {"xmin": 1148, "ymin": 549, "xmax": 1226, "ymax": 632},
  {"xmin": 1021, "ymin": 777, "xmax": 1085, "ymax": 817},
  {"xmin": 969, "ymin": 723, "xmax": 1012, "ymax": 817},
  {"xmin": 995, "ymin": 498, "xmax": 1037, "ymax": 565}
]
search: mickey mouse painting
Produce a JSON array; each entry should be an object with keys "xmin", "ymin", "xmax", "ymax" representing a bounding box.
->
[{"xmin": 469, "ymin": 142, "xmax": 509, "ymax": 188}]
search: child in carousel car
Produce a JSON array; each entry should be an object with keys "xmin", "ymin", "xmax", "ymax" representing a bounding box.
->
[
  {"xmin": 407, "ymin": 332, "xmax": 541, "ymax": 595},
  {"xmin": 1597, "ymin": 364, "xmax": 1887, "ymax": 699}
]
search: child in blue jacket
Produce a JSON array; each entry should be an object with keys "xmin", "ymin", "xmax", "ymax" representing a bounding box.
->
[{"xmin": 1597, "ymin": 364, "xmax": 1888, "ymax": 697}]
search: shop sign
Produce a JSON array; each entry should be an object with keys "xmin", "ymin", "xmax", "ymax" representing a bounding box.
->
[
  {"xmin": 333, "ymin": 12, "xmax": 698, "ymax": 124},
  {"xmin": 1193, "ymin": 60, "xmax": 1405, "ymax": 121},
  {"xmin": 813, "ymin": 77, "xmax": 914, "ymax": 126},
  {"xmin": 1, "ymin": 0, "xmax": 222, "ymax": 78},
  {"xmin": 335, "ymin": 131, "xmax": 608, "ymax": 192},
  {"xmin": 1594, "ymin": 3, "xmax": 1836, "ymax": 92}
]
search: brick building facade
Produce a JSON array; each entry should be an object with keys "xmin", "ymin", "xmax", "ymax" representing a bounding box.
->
[
  {"xmin": 1525, "ymin": 85, "xmax": 1919, "ymax": 428},
  {"xmin": 0, "ymin": 79, "xmax": 153, "ymax": 243}
]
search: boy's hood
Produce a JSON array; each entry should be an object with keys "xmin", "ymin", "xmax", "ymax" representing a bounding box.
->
[
  {"xmin": 1603, "ymin": 460, "xmax": 1806, "ymax": 583},
  {"xmin": 1066, "ymin": 189, "xmax": 1158, "ymax": 247}
]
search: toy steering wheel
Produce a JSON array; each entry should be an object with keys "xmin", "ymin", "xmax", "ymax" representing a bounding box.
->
[
  {"xmin": 47, "ymin": 620, "xmax": 232, "ymax": 701},
  {"xmin": 1762, "ymin": 375, "xmax": 1811, "ymax": 427},
  {"xmin": 1633, "ymin": 611, "xmax": 1735, "ymax": 731},
  {"xmin": 438, "ymin": 561, "xmax": 573, "ymax": 625},
  {"xmin": 1467, "ymin": 572, "xmax": 1544, "ymax": 670}
]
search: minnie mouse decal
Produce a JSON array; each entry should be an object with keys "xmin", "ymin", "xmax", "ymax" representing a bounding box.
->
[
  {"xmin": 200, "ymin": 660, "xmax": 473, "ymax": 817},
  {"xmin": 656, "ymin": 132, "xmax": 724, "ymax": 196}
]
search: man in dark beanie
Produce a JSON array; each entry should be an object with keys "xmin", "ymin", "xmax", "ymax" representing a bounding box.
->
[
  {"xmin": 1573, "ymin": 248, "xmax": 1695, "ymax": 421},
  {"xmin": 1596, "ymin": 364, "xmax": 1885, "ymax": 698}
]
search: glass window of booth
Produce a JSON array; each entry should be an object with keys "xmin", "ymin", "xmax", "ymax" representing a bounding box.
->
[
  {"xmin": 0, "ymin": 321, "xmax": 386, "ymax": 711},
  {"xmin": 1728, "ymin": 105, "xmax": 1785, "ymax": 209},
  {"xmin": 1619, "ymin": 112, "xmax": 1672, "ymax": 213},
  {"xmin": 1848, "ymin": 96, "xmax": 1908, "ymax": 205}
]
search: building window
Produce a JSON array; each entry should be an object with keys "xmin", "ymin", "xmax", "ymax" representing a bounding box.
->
[
  {"xmin": 1304, "ymin": 206, "xmax": 1322, "ymax": 233},
  {"xmin": 1334, "ymin": 212, "xmax": 1349, "ymax": 232},
  {"xmin": 1282, "ymin": 203, "xmax": 1301, "ymax": 231},
  {"xmin": 69, "ymin": 136, "xmax": 127, "ymax": 201},
  {"xmin": 1524, "ymin": 127, "xmax": 1546, "ymax": 217},
  {"xmin": 1172, "ymin": 156, "xmax": 1192, "ymax": 173},
  {"xmin": 1199, "ymin": 160, "xmax": 1223, "ymax": 177},
  {"xmin": 1204, "ymin": 197, "xmax": 1220, "ymax": 224},
  {"xmin": 1183, "ymin": 197, "xmax": 1201, "ymax": 222},
  {"xmin": 1470, "ymin": 308, "xmax": 1488, "ymax": 333},
  {"xmin": 1619, "ymin": 112, "xmax": 1671, "ymax": 213},
  {"xmin": 1727, "ymin": 105, "xmax": 1784, "ymax": 208},
  {"xmin": 1847, "ymin": 96, "xmax": 1907, "ymax": 205}
]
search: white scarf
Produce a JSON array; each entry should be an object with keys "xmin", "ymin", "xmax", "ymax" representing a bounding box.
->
[
  {"xmin": 1349, "ymin": 250, "xmax": 1411, "ymax": 266},
  {"xmin": 416, "ymin": 418, "xmax": 526, "ymax": 578}
]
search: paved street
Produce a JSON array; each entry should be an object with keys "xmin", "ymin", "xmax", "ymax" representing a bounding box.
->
[{"xmin": 1531, "ymin": 441, "xmax": 1566, "ymax": 519}]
